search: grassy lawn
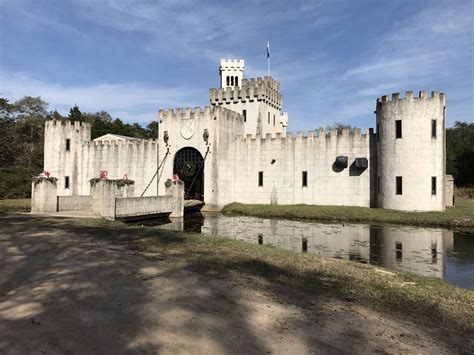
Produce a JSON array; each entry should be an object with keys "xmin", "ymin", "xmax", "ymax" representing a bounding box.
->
[
  {"xmin": 222, "ymin": 197, "xmax": 474, "ymax": 227},
  {"xmin": 2, "ymin": 213, "xmax": 472, "ymax": 334},
  {"xmin": 0, "ymin": 199, "xmax": 31, "ymax": 213}
]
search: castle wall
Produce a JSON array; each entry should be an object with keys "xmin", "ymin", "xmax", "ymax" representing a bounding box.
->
[
  {"xmin": 216, "ymin": 128, "xmax": 376, "ymax": 207},
  {"xmin": 44, "ymin": 120, "xmax": 158, "ymax": 197},
  {"xmin": 376, "ymin": 91, "xmax": 446, "ymax": 211}
]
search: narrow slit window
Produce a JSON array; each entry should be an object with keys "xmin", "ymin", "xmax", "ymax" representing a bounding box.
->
[
  {"xmin": 302, "ymin": 171, "xmax": 308, "ymax": 187},
  {"xmin": 258, "ymin": 171, "xmax": 263, "ymax": 187},
  {"xmin": 226, "ymin": 76, "xmax": 230, "ymax": 86},
  {"xmin": 395, "ymin": 120, "xmax": 402, "ymax": 138},
  {"xmin": 431, "ymin": 119, "xmax": 437, "ymax": 138},
  {"xmin": 235, "ymin": 76, "xmax": 238, "ymax": 86},
  {"xmin": 268, "ymin": 112, "xmax": 270, "ymax": 124},
  {"xmin": 395, "ymin": 242, "xmax": 403, "ymax": 262},
  {"xmin": 66, "ymin": 138, "xmax": 70, "ymax": 151},
  {"xmin": 231, "ymin": 76, "xmax": 234, "ymax": 86},
  {"xmin": 396, "ymin": 176, "xmax": 402, "ymax": 195},
  {"xmin": 431, "ymin": 176, "xmax": 437, "ymax": 195},
  {"xmin": 65, "ymin": 176, "xmax": 70, "ymax": 189},
  {"xmin": 302, "ymin": 238, "xmax": 308, "ymax": 253},
  {"xmin": 242, "ymin": 109, "xmax": 247, "ymax": 122},
  {"xmin": 273, "ymin": 114, "xmax": 275, "ymax": 126}
]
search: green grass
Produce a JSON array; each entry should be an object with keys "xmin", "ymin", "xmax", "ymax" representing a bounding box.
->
[
  {"xmin": 222, "ymin": 197, "xmax": 474, "ymax": 227},
  {"xmin": 0, "ymin": 199, "xmax": 31, "ymax": 213},
  {"xmin": 3, "ymin": 214, "xmax": 472, "ymax": 334}
]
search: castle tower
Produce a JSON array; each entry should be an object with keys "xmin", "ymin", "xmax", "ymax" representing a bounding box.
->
[
  {"xmin": 211, "ymin": 59, "xmax": 288, "ymax": 136},
  {"xmin": 376, "ymin": 91, "xmax": 446, "ymax": 211},
  {"xmin": 220, "ymin": 59, "xmax": 245, "ymax": 88},
  {"xmin": 44, "ymin": 120, "xmax": 91, "ymax": 196}
]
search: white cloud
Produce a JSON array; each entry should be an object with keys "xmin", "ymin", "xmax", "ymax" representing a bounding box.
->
[{"xmin": 0, "ymin": 70, "xmax": 202, "ymax": 124}]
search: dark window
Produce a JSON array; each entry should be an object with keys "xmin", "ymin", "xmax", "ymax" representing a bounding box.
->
[
  {"xmin": 377, "ymin": 176, "xmax": 380, "ymax": 194},
  {"xmin": 66, "ymin": 138, "xmax": 70, "ymax": 151},
  {"xmin": 431, "ymin": 119, "xmax": 437, "ymax": 138},
  {"xmin": 231, "ymin": 76, "xmax": 234, "ymax": 86},
  {"xmin": 302, "ymin": 171, "xmax": 308, "ymax": 187},
  {"xmin": 243, "ymin": 109, "xmax": 247, "ymax": 122},
  {"xmin": 432, "ymin": 176, "xmax": 436, "ymax": 195},
  {"xmin": 395, "ymin": 120, "xmax": 402, "ymax": 138},
  {"xmin": 395, "ymin": 242, "xmax": 403, "ymax": 262},
  {"xmin": 302, "ymin": 238, "xmax": 308, "ymax": 253},
  {"xmin": 268, "ymin": 112, "xmax": 270, "ymax": 124},
  {"xmin": 258, "ymin": 171, "xmax": 263, "ymax": 187},
  {"xmin": 235, "ymin": 76, "xmax": 238, "ymax": 86},
  {"xmin": 226, "ymin": 76, "xmax": 230, "ymax": 86},
  {"xmin": 65, "ymin": 176, "xmax": 70, "ymax": 189},
  {"xmin": 377, "ymin": 123, "xmax": 380, "ymax": 142},
  {"xmin": 396, "ymin": 176, "xmax": 402, "ymax": 195},
  {"xmin": 258, "ymin": 234, "xmax": 263, "ymax": 245}
]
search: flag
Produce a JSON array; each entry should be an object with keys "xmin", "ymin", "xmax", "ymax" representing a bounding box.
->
[{"xmin": 267, "ymin": 42, "xmax": 270, "ymax": 59}]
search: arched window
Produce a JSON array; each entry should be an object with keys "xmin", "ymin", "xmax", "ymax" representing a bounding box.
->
[
  {"xmin": 235, "ymin": 76, "xmax": 238, "ymax": 86},
  {"xmin": 226, "ymin": 76, "xmax": 230, "ymax": 86},
  {"xmin": 231, "ymin": 76, "xmax": 234, "ymax": 86}
]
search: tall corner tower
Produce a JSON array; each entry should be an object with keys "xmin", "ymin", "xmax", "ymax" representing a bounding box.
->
[
  {"xmin": 44, "ymin": 120, "xmax": 91, "ymax": 196},
  {"xmin": 376, "ymin": 91, "xmax": 446, "ymax": 211},
  {"xmin": 220, "ymin": 59, "xmax": 245, "ymax": 88}
]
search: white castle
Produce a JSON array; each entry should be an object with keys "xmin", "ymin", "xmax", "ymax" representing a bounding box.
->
[{"xmin": 43, "ymin": 58, "xmax": 450, "ymax": 212}]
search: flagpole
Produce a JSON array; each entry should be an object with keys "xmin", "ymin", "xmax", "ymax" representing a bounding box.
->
[{"xmin": 267, "ymin": 42, "xmax": 271, "ymax": 77}]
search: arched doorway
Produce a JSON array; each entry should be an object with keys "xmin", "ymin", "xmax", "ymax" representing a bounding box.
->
[{"xmin": 173, "ymin": 147, "xmax": 204, "ymax": 200}]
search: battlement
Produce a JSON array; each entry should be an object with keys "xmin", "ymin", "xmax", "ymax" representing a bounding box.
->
[
  {"xmin": 46, "ymin": 119, "xmax": 91, "ymax": 130},
  {"xmin": 240, "ymin": 128, "xmax": 375, "ymax": 143},
  {"xmin": 209, "ymin": 78, "xmax": 282, "ymax": 109},
  {"xmin": 376, "ymin": 91, "xmax": 445, "ymax": 104},
  {"xmin": 220, "ymin": 59, "xmax": 245, "ymax": 71},
  {"xmin": 242, "ymin": 76, "xmax": 280, "ymax": 91},
  {"xmin": 84, "ymin": 138, "xmax": 158, "ymax": 148},
  {"xmin": 158, "ymin": 106, "xmax": 243, "ymax": 122}
]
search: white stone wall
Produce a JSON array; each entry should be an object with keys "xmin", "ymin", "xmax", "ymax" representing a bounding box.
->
[
  {"xmin": 57, "ymin": 195, "xmax": 91, "ymax": 211},
  {"xmin": 44, "ymin": 120, "xmax": 158, "ymax": 198},
  {"xmin": 217, "ymin": 128, "xmax": 375, "ymax": 207},
  {"xmin": 376, "ymin": 91, "xmax": 446, "ymax": 211},
  {"xmin": 31, "ymin": 180, "xmax": 57, "ymax": 213},
  {"xmin": 115, "ymin": 195, "xmax": 174, "ymax": 218},
  {"xmin": 44, "ymin": 120, "xmax": 91, "ymax": 196}
]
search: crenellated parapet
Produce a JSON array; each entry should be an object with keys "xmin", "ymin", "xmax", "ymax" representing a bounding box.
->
[
  {"xmin": 158, "ymin": 105, "xmax": 243, "ymax": 123},
  {"xmin": 209, "ymin": 76, "xmax": 282, "ymax": 109},
  {"xmin": 376, "ymin": 90, "xmax": 445, "ymax": 108},
  {"xmin": 220, "ymin": 59, "xmax": 245, "ymax": 71},
  {"xmin": 84, "ymin": 138, "xmax": 158, "ymax": 148},
  {"xmin": 239, "ymin": 127, "xmax": 375, "ymax": 144}
]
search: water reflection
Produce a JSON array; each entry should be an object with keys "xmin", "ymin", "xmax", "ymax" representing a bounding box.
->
[{"xmin": 141, "ymin": 213, "xmax": 473, "ymax": 289}]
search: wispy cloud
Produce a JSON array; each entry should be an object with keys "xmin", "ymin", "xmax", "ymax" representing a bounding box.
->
[{"xmin": 0, "ymin": 70, "xmax": 202, "ymax": 124}]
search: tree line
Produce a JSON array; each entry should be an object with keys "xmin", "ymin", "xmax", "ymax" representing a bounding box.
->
[{"xmin": 0, "ymin": 96, "xmax": 472, "ymax": 199}]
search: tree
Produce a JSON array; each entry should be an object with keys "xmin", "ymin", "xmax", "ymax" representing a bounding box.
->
[
  {"xmin": 446, "ymin": 121, "xmax": 474, "ymax": 186},
  {"xmin": 317, "ymin": 122, "xmax": 356, "ymax": 133},
  {"xmin": 68, "ymin": 105, "xmax": 83, "ymax": 121}
]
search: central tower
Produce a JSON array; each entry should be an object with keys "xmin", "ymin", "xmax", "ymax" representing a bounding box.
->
[{"xmin": 220, "ymin": 59, "xmax": 245, "ymax": 88}]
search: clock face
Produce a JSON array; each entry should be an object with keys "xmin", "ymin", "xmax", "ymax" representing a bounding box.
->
[{"xmin": 180, "ymin": 118, "xmax": 195, "ymax": 140}]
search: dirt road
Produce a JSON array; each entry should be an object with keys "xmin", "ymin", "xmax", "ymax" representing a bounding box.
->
[{"xmin": 0, "ymin": 215, "xmax": 470, "ymax": 354}]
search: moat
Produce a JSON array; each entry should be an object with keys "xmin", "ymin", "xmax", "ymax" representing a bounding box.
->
[{"xmin": 136, "ymin": 213, "xmax": 474, "ymax": 289}]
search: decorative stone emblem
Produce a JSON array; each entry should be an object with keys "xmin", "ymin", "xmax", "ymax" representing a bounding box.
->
[{"xmin": 180, "ymin": 118, "xmax": 195, "ymax": 140}]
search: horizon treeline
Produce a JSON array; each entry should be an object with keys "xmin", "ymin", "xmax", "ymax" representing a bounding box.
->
[{"xmin": 0, "ymin": 96, "xmax": 472, "ymax": 199}]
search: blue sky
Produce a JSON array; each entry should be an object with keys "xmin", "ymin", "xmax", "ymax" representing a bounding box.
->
[{"xmin": 0, "ymin": 0, "xmax": 472, "ymax": 132}]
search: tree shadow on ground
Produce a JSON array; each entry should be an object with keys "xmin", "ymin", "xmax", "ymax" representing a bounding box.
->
[{"xmin": 0, "ymin": 214, "xmax": 471, "ymax": 353}]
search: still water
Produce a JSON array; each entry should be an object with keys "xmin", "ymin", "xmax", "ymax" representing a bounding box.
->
[{"xmin": 139, "ymin": 213, "xmax": 474, "ymax": 289}]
